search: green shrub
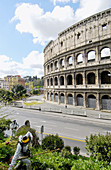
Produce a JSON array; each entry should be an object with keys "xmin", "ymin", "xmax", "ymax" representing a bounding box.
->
[
  {"xmin": 0, "ymin": 118, "xmax": 11, "ymax": 141},
  {"xmin": 42, "ymin": 134, "xmax": 64, "ymax": 150},
  {"xmin": 85, "ymin": 132, "xmax": 111, "ymax": 163},
  {"xmin": 64, "ymin": 145, "xmax": 71, "ymax": 152},
  {"xmin": 73, "ymin": 146, "xmax": 80, "ymax": 155},
  {"xmin": 0, "ymin": 144, "xmax": 14, "ymax": 163}
]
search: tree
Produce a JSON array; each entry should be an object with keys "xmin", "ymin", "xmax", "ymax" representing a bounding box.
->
[{"xmin": 11, "ymin": 84, "xmax": 26, "ymax": 99}]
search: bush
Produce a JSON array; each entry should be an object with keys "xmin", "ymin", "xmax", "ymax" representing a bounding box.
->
[
  {"xmin": 73, "ymin": 146, "xmax": 80, "ymax": 155},
  {"xmin": 42, "ymin": 134, "xmax": 64, "ymax": 150},
  {"xmin": 0, "ymin": 144, "xmax": 14, "ymax": 163},
  {"xmin": 64, "ymin": 145, "xmax": 71, "ymax": 152},
  {"xmin": 0, "ymin": 118, "xmax": 11, "ymax": 141},
  {"xmin": 85, "ymin": 132, "xmax": 111, "ymax": 163}
]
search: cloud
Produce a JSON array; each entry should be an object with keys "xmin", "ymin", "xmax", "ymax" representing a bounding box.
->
[
  {"xmin": 74, "ymin": 0, "xmax": 111, "ymax": 21},
  {"xmin": 11, "ymin": 0, "xmax": 111, "ymax": 46},
  {"xmin": 11, "ymin": 3, "xmax": 74, "ymax": 45},
  {"xmin": 0, "ymin": 51, "xmax": 44, "ymax": 78},
  {"xmin": 51, "ymin": 0, "xmax": 70, "ymax": 5}
]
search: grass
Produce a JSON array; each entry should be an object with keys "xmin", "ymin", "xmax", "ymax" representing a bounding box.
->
[{"xmin": 23, "ymin": 101, "xmax": 44, "ymax": 106}]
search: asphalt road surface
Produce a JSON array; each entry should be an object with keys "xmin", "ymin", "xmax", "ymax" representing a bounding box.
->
[{"xmin": 2, "ymin": 106, "xmax": 111, "ymax": 155}]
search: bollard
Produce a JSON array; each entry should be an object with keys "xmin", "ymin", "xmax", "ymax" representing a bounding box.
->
[
  {"xmin": 40, "ymin": 125, "xmax": 44, "ymax": 145},
  {"xmin": 71, "ymin": 110, "xmax": 74, "ymax": 114},
  {"xmin": 99, "ymin": 113, "xmax": 101, "ymax": 119},
  {"xmin": 84, "ymin": 111, "xmax": 87, "ymax": 116}
]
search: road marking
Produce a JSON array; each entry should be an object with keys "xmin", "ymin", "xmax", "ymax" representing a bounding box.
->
[
  {"xmin": 36, "ymin": 131, "xmax": 85, "ymax": 143},
  {"xmin": 64, "ymin": 127, "xmax": 79, "ymax": 131}
]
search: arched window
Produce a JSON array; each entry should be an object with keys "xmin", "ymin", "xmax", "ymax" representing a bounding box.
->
[
  {"xmin": 67, "ymin": 75, "xmax": 72, "ymax": 85},
  {"xmin": 77, "ymin": 94, "xmax": 83, "ymax": 106},
  {"xmin": 51, "ymin": 63, "xmax": 53, "ymax": 71},
  {"xmin": 47, "ymin": 65, "xmax": 49, "ymax": 73},
  {"xmin": 87, "ymin": 73, "xmax": 95, "ymax": 84},
  {"xmin": 50, "ymin": 78, "xmax": 53, "ymax": 86},
  {"xmin": 68, "ymin": 94, "xmax": 73, "ymax": 105},
  {"xmin": 60, "ymin": 59, "xmax": 64, "ymax": 68},
  {"xmin": 76, "ymin": 74, "xmax": 83, "ymax": 85},
  {"xmin": 55, "ymin": 61, "xmax": 58, "ymax": 70},
  {"xmin": 60, "ymin": 76, "xmax": 64, "ymax": 85},
  {"xmin": 54, "ymin": 77, "xmax": 58, "ymax": 86},
  {"xmin": 101, "ymin": 47, "xmax": 110, "ymax": 59},
  {"xmin": 68, "ymin": 56, "xmax": 73, "ymax": 66},
  {"xmin": 88, "ymin": 51, "xmax": 95, "ymax": 62},
  {"xmin": 47, "ymin": 79, "xmax": 49, "ymax": 86},
  {"xmin": 77, "ymin": 54, "xmax": 83, "ymax": 64},
  {"xmin": 60, "ymin": 93, "xmax": 64, "ymax": 103},
  {"xmin": 101, "ymin": 71, "xmax": 111, "ymax": 84}
]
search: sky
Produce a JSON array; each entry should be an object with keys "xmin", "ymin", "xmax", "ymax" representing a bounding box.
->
[{"xmin": 0, "ymin": 0, "xmax": 111, "ymax": 78}]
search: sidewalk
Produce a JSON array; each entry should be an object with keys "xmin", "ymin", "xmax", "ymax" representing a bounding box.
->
[{"xmin": 14, "ymin": 95, "xmax": 111, "ymax": 124}]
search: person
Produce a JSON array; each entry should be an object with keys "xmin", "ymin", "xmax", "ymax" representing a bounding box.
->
[
  {"xmin": 10, "ymin": 120, "xmax": 19, "ymax": 139},
  {"xmin": 8, "ymin": 131, "xmax": 33, "ymax": 170}
]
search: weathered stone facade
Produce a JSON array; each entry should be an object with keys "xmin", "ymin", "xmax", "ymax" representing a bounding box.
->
[{"xmin": 44, "ymin": 8, "xmax": 111, "ymax": 110}]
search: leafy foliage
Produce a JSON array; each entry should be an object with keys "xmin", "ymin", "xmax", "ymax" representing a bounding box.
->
[
  {"xmin": 0, "ymin": 88, "xmax": 13, "ymax": 103},
  {"xmin": 0, "ymin": 117, "xmax": 12, "ymax": 141},
  {"xmin": 42, "ymin": 134, "xmax": 64, "ymax": 150},
  {"xmin": 73, "ymin": 146, "xmax": 80, "ymax": 155},
  {"xmin": 85, "ymin": 132, "xmax": 111, "ymax": 163},
  {"xmin": 11, "ymin": 84, "xmax": 26, "ymax": 99}
]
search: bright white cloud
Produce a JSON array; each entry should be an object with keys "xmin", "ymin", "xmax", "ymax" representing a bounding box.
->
[
  {"xmin": 11, "ymin": 3, "xmax": 74, "ymax": 45},
  {"xmin": 74, "ymin": 0, "xmax": 111, "ymax": 21},
  {"xmin": 11, "ymin": 0, "xmax": 111, "ymax": 46},
  {"xmin": 0, "ymin": 51, "xmax": 44, "ymax": 78}
]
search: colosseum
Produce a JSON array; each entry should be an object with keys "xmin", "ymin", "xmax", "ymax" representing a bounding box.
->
[{"xmin": 44, "ymin": 8, "xmax": 111, "ymax": 111}]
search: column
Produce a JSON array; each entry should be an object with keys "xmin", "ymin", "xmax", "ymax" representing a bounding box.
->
[
  {"xmin": 96, "ymin": 93, "xmax": 100, "ymax": 110},
  {"xmin": 96, "ymin": 69, "xmax": 100, "ymax": 87},
  {"xmin": 65, "ymin": 92, "xmax": 67, "ymax": 105},
  {"xmin": 83, "ymin": 49, "xmax": 87, "ymax": 66},
  {"xmin": 73, "ymin": 92, "xmax": 76, "ymax": 106},
  {"xmin": 96, "ymin": 46, "xmax": 100, "ymax": 64},
  {"xmin": 84, "ymin": 92, "xmax": 87, "ymax": 108}
]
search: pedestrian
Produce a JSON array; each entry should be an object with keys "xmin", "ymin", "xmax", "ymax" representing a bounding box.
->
[
  {"xmin": 8, "ymin": 131, "xmax": 33, "ymax": 170},
  {"xmin": 10, "ymin": 120, "xmax": 19, "ymax": 139}
]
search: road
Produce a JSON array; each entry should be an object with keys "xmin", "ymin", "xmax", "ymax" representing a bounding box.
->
[{"xmin": 2, "ymin": 106, "xmax": 111, "ymax": 155}]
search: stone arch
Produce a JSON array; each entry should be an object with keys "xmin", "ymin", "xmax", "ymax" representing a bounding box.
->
[
  {"xmin": 77, "ymin": 53, "xmax": 83, "ymax": 64},
  {"xmin": 101, "ymin": 95, "xmax": 111, "ymax": 110},
  {"xmin": 55, "ymin": 93, "xmax": 58, "ymax": 102},
  {"xmin": 47, "ymin": 92, "xmax": 49, "ymax": 100},
  {"xmin": 60, "ymin": 93, "xmax": 64, "ymax": 103},
  {"xmin": 87, "ymin": 50, "xmax": 96, "ymax": 62},
  {"xmin": 76, "ymin": 74, "xmax": 83, "ymax": 85},
  {"xmin": 54, "ymin": 77, "xmax": 58, "ymax": 86},
  {"xmin": 60, "ymin": 76, "xmax": 64, "ymax": 85},
  {"xmin": 50, "ymin": 78, "xmax": 53, "ymax": 86},
  {"xmin": 51, "ymin": 92, "xmax": 53, "ymax": 101},
  {"xmin": 101, "ymin": 71, "xmax": 111, "ymax": 84},
  {"xmin": 101, "ymin": 47, "xmax": 110, "ymax": 59},
  {"xmin": 67, "ymin": 56, "xmax": 73, "ymax": 66},
  {"xmin": 47, "ymin": 65, "xmax": 50, "ymax": 73},
  {"xmin": 60, "ymin": 59, "xmax": 64, "ymax": 68},
  {"xmin": 88, "ymin": 94, "xmax": 96, "ymax": 108},
  {"xmin": 47, "ymin": 79, "xmax": 49, "ymax": 86},
  {"xmin": 51, "ymin": 63, "xmax": 53, "ymax": 71},
  {"xmin": 87, "ymin": 72, "xmax": 95, "ymax": 84},
  {"xmin": 67, "ymin": 75, "xmax": 72, "ymax": 85},
  {"xmin": 67, "ymin": 94, "xmax": 73, "ymax": 105},
  {"xmin": 55, "ymin": 61, "xmax": 58, "ymax": 70},
  {"xmin": 77, "ymin": 94, "xmax": 83, "ymax": 106}
]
